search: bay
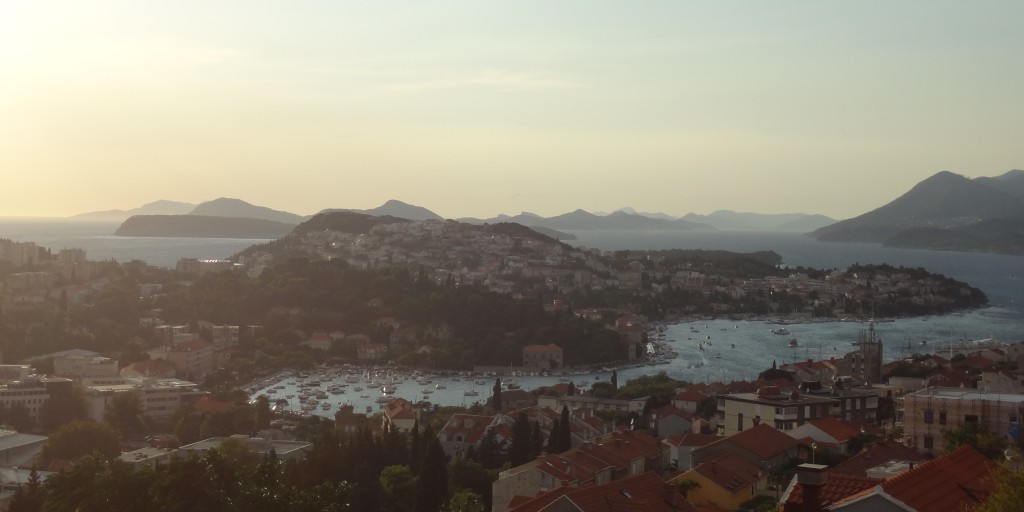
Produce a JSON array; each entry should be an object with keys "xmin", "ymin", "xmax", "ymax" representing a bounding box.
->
[{"xmin": 3, "ymin": 220, "xmax": 1023, "ymax": 416}]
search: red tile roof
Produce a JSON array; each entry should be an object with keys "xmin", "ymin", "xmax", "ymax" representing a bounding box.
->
[
  {"xmin": 828, "ymin": 439, "xmax": 929, "ymax": 477},
  {"xmin": 672, "ymin": 389, "xmax": 709, "ymax": 403},
  {"xmin": 832, "ymin": 446, "xmax": 997, "ymax": 512},
  {"xmin": 665, "ymin": 432, "xmax": 719, "ymax": 448},
  {"xmin": 509, "ymin": 472, "xmax": 695, "ymax": 512},
  {"xmin": 440, "ymin": 414, "xmax": 496, "ymax": 445},
  {"xmin": 805, "ymin": 416, "xmax": 860, "ymax": 443},
  {"xmin": 698, "ymin": 424, "xmax": 801, "ymax": 462},
  {"xmin": 780, "ymin": 472, "xmax": 880, "ymax": 510},
  {"xmin": 689, "ymin": 452, "xmax": 762, "ymax": 495}
]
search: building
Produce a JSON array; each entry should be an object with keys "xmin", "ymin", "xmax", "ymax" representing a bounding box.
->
[
  {"xmin": 147, "ymin": 340, "xmax": 216, "ymax": 381},
  {"xmin": 690, "ymin": 423, "xmax": 801, "ymax": 475},
  {"xmin": 492, "ymin": 429, "xmax": 667, "ymax": 512},
  {"xmin": 52, "ymin": 355, "xmax": 119, "ymax": 382},
  {"xmin": 839, "ymin": 322, "xmax": 884, "ymax": 385},
  {"xmin": 667, "ymin": 451, "xmax": 763, "ymax": 510},
  {"xmin": 82, "ymin": 377, "xmax": 204, "ymax": 422},
  {"xmin": 382, "ymin": 398, "xmax": 419, "ymax": 433},
  {"xmin": 538, "ymin": 394, "xmax": 648, "ymax": 416},
  {"xmin": 901, "ymin": 386, "xmax": 1024, "ymax": 455},
  {"xmin": 522, "ymin": 344, "xmax": 563, "ymax": 369},
  {"xmin": 506, "ymin": 472, "xmax": 692, "ymax": 512},
  {"xmin": 717, "ymin": 386, "xmax": 838, "ymax": 436},
  {"xmin": 177, "ymin": 434, "xmax": 312, "ymax": 462},
  {"xmin": 438, "ymin": 413, "xmax": 499, "ymax": 460},
  {"xmin": 826, "ymin": 447, "xmax": 997, "ymax": 512},
  {"xmin": 786, "ymin": 416, "xmax": 861, "ymax": 455},
  {"xmin": 0, "ymin": 429, "xmax": 48, "ymax": 467},
  {"xmin": 0, "ymin": 377, "xmax": 64, "ymax": 424}
]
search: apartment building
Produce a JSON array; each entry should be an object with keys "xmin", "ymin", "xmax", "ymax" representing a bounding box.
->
[{"xmin": 901, "ymin": 386, "xmax": 1024, "ymax": 455}]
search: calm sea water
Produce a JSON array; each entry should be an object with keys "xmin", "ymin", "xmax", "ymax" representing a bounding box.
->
[
  {"xmin": 4, "ymin": 220, "xmax": 1023, "ymax": 414},
  {"xmin": 0, "ymin": 218, "xmax": 268, "ymax": 268}
]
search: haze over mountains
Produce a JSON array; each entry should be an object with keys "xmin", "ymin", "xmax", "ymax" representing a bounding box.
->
[
  {"xmin": 74, "ymin": 170, "xmax": 1024, "ymax": 255},
  {"xmin": 79, "ymin": 198, "xmax": 836, "ymax": 238}
]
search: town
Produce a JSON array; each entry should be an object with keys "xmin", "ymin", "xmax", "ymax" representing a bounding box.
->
[{"xmin": 0, "ymin": 223, "xmax": 1019, "ymax": 511}]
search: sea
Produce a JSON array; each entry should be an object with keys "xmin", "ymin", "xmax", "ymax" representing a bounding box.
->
[{"xmin": 3, "ymin": 219, "xmax": 1023, "ymax": 417}]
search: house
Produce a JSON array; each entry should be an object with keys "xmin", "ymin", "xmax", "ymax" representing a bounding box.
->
[
  {"xmin": 717, "ymin": 386, "xmax": 838, "ymax": 435},
  {"xmin": 506, "ymin": 472, "xmax": 694, "ymax": 512},
  {"xmin": 649, "ymin": 404, "xmax": 696, "ymax": 438},
  {"xmin": 382, "ymin": 398, "xmax": 419, "ymax": 433},
  {"xmin": 522, "ymin": 344, "xmax": 564, "ymax": 369},
  {"xmin": 492, "ymin": 429, "xmax": 667, "ymax": 512},
  {"xmin": 690, "ymin": 423, "xmax": 801, "ymax": 474},
  {"xmin": 0, "ymin": 429, "xmax": 48, "ymax": 467},
  {"xmin": 827, "ymin": 439, "xmax": 930, "ymax": 478},
  {"xmin": 667, "ymin": 451, "xmax": 763, "ymax": 511},
  {"xmin": 670, "ymin": 388, "xmax": 708, "ymax": 415},
  {"xmin": 120, "ymin": 359, "xmax": 178, "ymax": 379},
  {"xmin": 487, "ymin": 390, "xmax": 538, "ymax": 411},
  {"xmin": 334, "ymin": 405, "xmax": 369, "ymax": 435},
  {"xmin": 786, "ymin": 416, "xmax": 861, "ymax": 455},
  {"xmin": 827, "ymin": 446, "xmax": 997, "ymax": 511},
  {"xmin": 663, "ymin": 432, "xmax": 718, "ymax": 472},
  {"xmin": 779, "ymin": 465, "xmax": 881, "ymax": 512},
  {"xmin": 438, "ymin": 413, "xmax": 499, "ymax": 460}
]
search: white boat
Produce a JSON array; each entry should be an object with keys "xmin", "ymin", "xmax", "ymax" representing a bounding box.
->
[
  {"xmin": 772, "ymin": 328, "xmax": 791, "ymax": 335},
  {"xmin": 381, "ymin": 385, "xmax": 396, "ymax": 394},
  {"xmin": 464, "ymin": 390, "xmax": 479, "ymax": 397}
]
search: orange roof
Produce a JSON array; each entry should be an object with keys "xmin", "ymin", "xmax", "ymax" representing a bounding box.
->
[
  {"xmin": 672, "ymin": 388, "xmax": 709, "ymax": 403},
  {"xmin": 781, "ymin": 472, "xmax": 880, "ymax": 509},
  {"xmin": 832, "ymin": 446, "xmax": 997, "ymax": 512},
  {"xmin": 441, "ymin": 414, "xmax": 496, "ymax": 446},
  {"xmin": 805, "ymin": 416, "xmax": 860, "ymax": 443},
  {"xmin": 665, "ymin": 432, "xmax": 719, "ymax": 448},
  {"xmin": 689, "ymin": 452, "xmax": 761, "ymax": 495},
  {"xmin": 698, "ymin": 424, "xmax": 800, "ymax": 461},
  {"xmin": 509, "ymin": 472, "xmax": 695, "ymax": 512},
  {"xmin": 829, "ymin": 439, "xmax": 929, "ymax": 477}
]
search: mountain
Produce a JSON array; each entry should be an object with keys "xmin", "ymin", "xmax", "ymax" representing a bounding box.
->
[
  {"xmin": 681, "ymin": 210, "xmax": 836, "ymax": 231},
  {"xmin": 973, "ymin": 169, "xmax": 1024, "ymax": 201},
  {"xmin": 323, "ymin": 200, "xmax": 444, "ymax": 222},
  {"xmin": 614, "ymin": 207, "xmax": 677, "ymax": 221},
  {"xmin": 115, "ymin": 215, "xmax": 296, "ymax": 238},
  {"xmin": 189, "ymin": 198, "xmax": 307, "ymax": 224},
  {"xmin": 811, "ymin": 171, "xmax": 1024, "ymax": 243},
  {"xmin": 811, "ymin": 170, "xmax": 1024, "ymax": 255},
  {"xmin": 73, "ymin": 200, "xmax": 195, "ymax": 220}
]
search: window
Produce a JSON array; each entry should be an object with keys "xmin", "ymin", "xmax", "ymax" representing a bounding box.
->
[
  {"xmin": 939, "ymin": 411, "xmax": 947, "ymax": 425},
  {"xmin": 965, "ymin": 414, "xmax": 979, "ymax": 424},
  {"xmin": 923, "ymin": 435, "xmax": 934, "ymax": 450},
  {"xmin": 924, "ymin": 409, "xmax": 934, "ymax": 424}
]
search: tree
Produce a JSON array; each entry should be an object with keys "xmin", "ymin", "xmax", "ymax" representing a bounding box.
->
[
  {"xmin": 972, "ymin": 463, "xmax": 1024, "ymax": 511},
  {"xmin": 611, "ymin": 370, "xmax": 618, "ymax": 391},
  {"xmin": 944, "ymin": 422, "xmax": 1007, "ymax": 459},
  {"xmin": 103, "ymin": 391, "xmax": 145, "ymax": 438},
  {"xmin": 38, "ymin": 420, "xmax": 120, "ymax": 466},
  {"xmin": 38, "ymin": 385, "xmax": 88, "ymax": 433},
  {"xmin": 410, "ymin": 419, "xmax": 422, "ymax": 472},
  {"xmin": 509, "ymin": 412, "xmax": 532, "ymax": 466},
  {"xmin": 448, "ymin": 490, "xmax": 485, "ymax": 512},
  {"xmin": 558, "ymin": 406, "xmax": 571, "ymax": 452},
  {"xmin": 492, "ymin": 378, "xmax": 502, "ymax": 411},
  {"xmin": 380, "ymin": 465, "xmax": 417, "ymax": 512},
  {"xmin": 675, "ymin": 479, "xmax": 701, "ymax": 499},
  {"xmin": 253, "ymin": 394, "xmax": 272, "ymax": 431},
  {"xmin": 7, "ymin": 467, "xmax": 42, "ymax": 512},
  {"xmin": 416, "ymin": 435, "xmax": 448, "ymax": 512}
]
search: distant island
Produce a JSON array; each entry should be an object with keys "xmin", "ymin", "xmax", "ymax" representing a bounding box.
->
[{"xmin": 106, "ymin": 198, "xmax": 832, "ymax": 239}]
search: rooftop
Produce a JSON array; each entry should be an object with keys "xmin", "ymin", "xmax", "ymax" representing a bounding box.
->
[{"xmin": 905, "ymin": 386, "xmax": 1024, "ymax": 403}]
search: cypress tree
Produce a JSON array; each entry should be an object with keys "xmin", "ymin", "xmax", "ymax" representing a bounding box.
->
[
  {"xmin": 558, "ymin": 406, "xmax": 571, "ymax": 451},
  {"xmin": 611, "ymin": 370, "xmax": 618, "ymax": 391},
  {"xmin": 410, "ymin": 419, "xmax": 422, "ymax": 472},
  {"xmin": 492, "ymin": 378, "xmax": 503, "ymax": 411},
  {"xmin": 547, "ymin": 419, "xmax": 561, "ymax": 454},
  {"xmin": 510, "ymin": 412, "xmax": 532, "ymax": 466},
  {"xmin": 529, "ymin": 420, "xmax": 543, "ymax": 460},
  {"xmin": 416, "ymin": 435, "xmax": 448, "ymax": 512}
]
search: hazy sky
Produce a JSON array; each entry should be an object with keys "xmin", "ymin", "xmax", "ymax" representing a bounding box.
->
[{"xmin": 2, "ymin": 1, "xmax": 1022, "ymax": 220}]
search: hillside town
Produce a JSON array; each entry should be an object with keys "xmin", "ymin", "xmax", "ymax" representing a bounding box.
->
[{"xmin": 0, "ymin": 230, "xmax": 1020, "ymax": 511}]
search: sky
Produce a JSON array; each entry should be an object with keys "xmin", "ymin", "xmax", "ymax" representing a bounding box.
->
[{"xmin": 2, "ymin": 1, "xmax": 1022, "ymax": 221}]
